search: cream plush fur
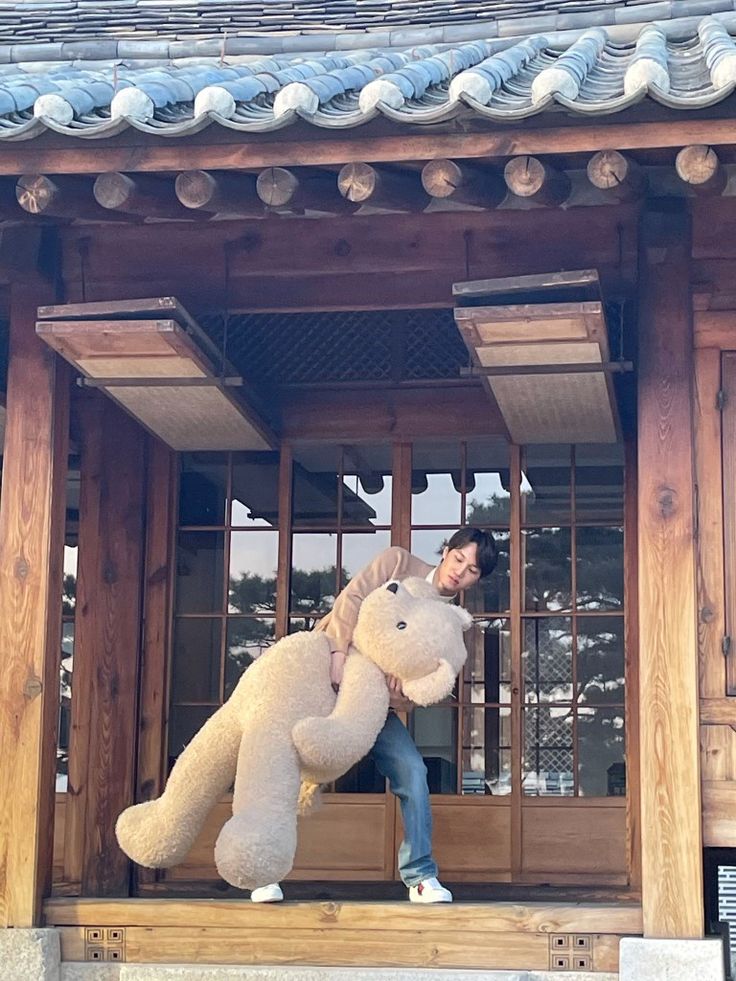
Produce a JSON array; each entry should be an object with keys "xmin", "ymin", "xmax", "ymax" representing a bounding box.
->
[{"xmin": 116, "ymin": 577, "xmax": 472, "ymax": 890}]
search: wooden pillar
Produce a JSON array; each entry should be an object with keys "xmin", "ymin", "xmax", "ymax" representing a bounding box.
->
[
  {"xmin": 637, "ymin": 200, "xmax": 702, "ymax": 937},
  {"xmin": 0, "ymin": 275, "xmax": 69, "ymax": 927},
  {"xmin": 63, "ymin": 392, "xmax": 145, "ymax": 896}
]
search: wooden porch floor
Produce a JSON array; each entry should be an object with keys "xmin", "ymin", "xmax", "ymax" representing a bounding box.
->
[{"xmin": 44, "ymin": 894, "xmax": 643, "ymax": 973}]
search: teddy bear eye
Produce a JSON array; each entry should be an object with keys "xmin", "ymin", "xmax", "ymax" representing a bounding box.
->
[{"xmin": 396, "ymin": 621, "xmax": 407, "ymax": 630}]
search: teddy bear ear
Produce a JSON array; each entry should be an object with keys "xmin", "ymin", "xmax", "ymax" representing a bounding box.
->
[{"xmin": 451, "ymin": 606, "xmax": 474, "ymax": 631}]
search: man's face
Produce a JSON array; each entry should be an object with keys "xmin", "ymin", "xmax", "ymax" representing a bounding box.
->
[{"xmin": 433, "ymin": 542, "xmax": 482, "ymax": 596}]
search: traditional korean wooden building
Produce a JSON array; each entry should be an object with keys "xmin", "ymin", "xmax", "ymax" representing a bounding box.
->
[{"xmin": 2, "ymin": 0, "xmax": 736, "ymax": 976}]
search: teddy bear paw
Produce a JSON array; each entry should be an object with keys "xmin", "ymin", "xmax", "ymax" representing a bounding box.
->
[
  {"xmin": 292, "ymin": 717, "xmax": 352, "ymax": 777},
  {"xmin": 115, "ymin": 800, "xmax": 193, "ymax": 868}
]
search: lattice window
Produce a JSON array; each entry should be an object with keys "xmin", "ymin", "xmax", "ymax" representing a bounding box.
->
[{"xmin": 199, "ymin": 309, "xmax": 467, "ymax": 385}]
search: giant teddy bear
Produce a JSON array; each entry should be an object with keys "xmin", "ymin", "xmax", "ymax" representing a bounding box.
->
[{"xmin": 116, "ymin": 577, "xmax": 472, "ymax": 890}]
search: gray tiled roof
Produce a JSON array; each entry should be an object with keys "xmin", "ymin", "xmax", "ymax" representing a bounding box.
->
[{"xmin": 3, "ymin": 15, "xmax": 736, "ymax": 141}]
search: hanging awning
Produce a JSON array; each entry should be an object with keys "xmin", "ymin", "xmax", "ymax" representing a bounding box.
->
[
  {"xmin": 453, "ymin": 270, "xmax": 622, "ymax": 444},
  {"xmin": 36, "ymin": 297, "xmax": 276, "ymax": 451}
]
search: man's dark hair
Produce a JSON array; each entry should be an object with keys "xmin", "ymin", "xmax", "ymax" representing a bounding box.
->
[{"xmin": 445, "ymin": 527, "xmax": 497, "ymax": 579}]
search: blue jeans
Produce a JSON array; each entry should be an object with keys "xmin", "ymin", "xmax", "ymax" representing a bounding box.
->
[{"xmin": 369, "ymin": 710, "xmax": 437, "ymax": 886}]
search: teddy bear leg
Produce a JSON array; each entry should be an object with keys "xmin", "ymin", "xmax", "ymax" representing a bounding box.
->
[
  {"xmin": 116, "ymin": 705, "xmax": 242, "ymax": 869},
  {"xmin": 214, "ymin": 728, "xmax": 301, "ymax": 891}
]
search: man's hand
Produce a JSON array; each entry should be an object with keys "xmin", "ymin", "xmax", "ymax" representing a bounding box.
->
[
  {"xmin": 330, "ymin": 650, "xmax": 347, "ymax": 689},
  {"xmin": 386, "ymin": 674, "xmax": 416, "ymax": 712}
]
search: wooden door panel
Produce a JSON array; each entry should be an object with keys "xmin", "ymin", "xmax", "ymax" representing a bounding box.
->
[{"xmin": 521, "ymin": 803, "xmax": 626, "ymax": 878}]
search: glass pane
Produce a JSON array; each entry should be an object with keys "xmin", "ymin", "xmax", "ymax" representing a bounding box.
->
[
  {"xmin": 523, "ymin": 706, "xmax": 574, "ymax": 797},
  {"xmin": 171, "ymin": 617, "xmax": 222, "ymax": 703},
  {"xmin": 576, "ymin": 444, "xmax": 624, "ymax": 524},
  {"xmin": 58, "ymin": 621, "xmax": 74, "ymax": 791},
  {"xmin": 341, "ymin": 444, "xmax": 393, "ymax": 526},
  {"xmin": 576, "ymin": 526, "xmax": 624, "ymax": 611},
  {"xmin": 291, "ymin": 533, "xmax": 338, "ymax": 617},
  {"xmin": 168, "ymin": 705, "xmax": 218, "ymax": 766},
  {"xmin": 411, "ymin": 705, "xmax": 458, "ymax": 794},
  {"xmin": 461, "ymin": 706, "xmax": 511, "ymax": 796},
  {"xmin": 341, "ymin": 531, "xmax": 391, "ymax": 592},
  {"xmin": 333, "ymin": 758, "xmax": 386, "ymax": 793},
  {"xmin": 465, "ymin": 437, "xmax": 511, "ymax": 527},
  {"xmin": 410, "ymin": 528, "xmax": 452, "ymax": 569},
  {"xmin": 62, "ymin": 545, "xmax": 77, "ymax": 613},
  {"xmin": 577, "ymin": 615, "xmax": 625, "ymax": 704},
  {"xmin": 523, "ymin": 527, "xmax": 572, "ymax": 612},
  {"xmin": 463, "ymin": 618, "xmax": 511, "ymax": 704},
  {"xmin": 464, "ymin": 530, "xmax": 510, "ymax": 613},
  {"xmin": 411, "ymin": 441, "xmax": 462, "ymax": 526},
  {"xmin": 176, "ymin": 530, "xmax": 224, "ymax": 614},
  {"xmin": 578, "ymin": 706, "xmax": 626, "ymax": 797},
  {"xmin": 231, "ymin": 452, "xmax": 280, "ymax": 527},
  {"xmin": 524, "ymin": 617, "xmax": 573, "ymax": 703},
  {"xmin": 228, "ymin": 531, "xmax": 278, "ymax": 613},
  {"xmin": 522, "ymin": 445, "xmax": 572, "ymax": 526},
  {"xmin": 179, "ymin": 453, "xmax": 227, "ymax": 526},
  {"xmin": 224, "ymin": 617, "xmax": 276, "ymax": 699},
  {"xmin": 292, "ymin": 444, "xmax": 341, "ymax": 528}
]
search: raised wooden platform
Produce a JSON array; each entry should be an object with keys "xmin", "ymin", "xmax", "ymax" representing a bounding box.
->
[{"xmin": 44, "ymin": 897, "xmax": 643, "ymax": 973}]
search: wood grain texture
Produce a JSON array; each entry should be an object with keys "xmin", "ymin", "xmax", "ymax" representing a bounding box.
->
[
  {"xmin": 694, "ymin": 347, "xmax": 726, "ymax": 698},
  {"xmin": 637, "ymin": 202, "xmax": 702, "ymax": 938},
  {"xmin": 64, "ymin": 394, "xmax": 145, "ymax": 896},
  {"xmin": 722, "ymin": 353, "xmax": 736, "ymax": 695},
  {"xmin": 703, "ymin": 779, "xmax": 736, "ymax": 846},
  {"xmin": 0, "ymin": 277, "xmax": 69, "ymax": 927},
  {"xmin": 624, "ymin": 438, "xmax": 642, "ymax": 893}
]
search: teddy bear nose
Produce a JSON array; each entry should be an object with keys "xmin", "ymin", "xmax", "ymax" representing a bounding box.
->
[{"xmin": 386, "ymin": 582, "xmax": 399, "ymax": 594}]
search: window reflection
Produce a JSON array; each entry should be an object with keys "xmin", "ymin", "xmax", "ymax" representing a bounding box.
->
[
  {"xmin": 290, "ymin": 533, "xmax": 338, "ymax": 618},
  {"xmin": 412, "ymin": 706, "xmax": 458, "ymax": 794},
  {"xmin": 341, "ymin": 444, "xmax": 392, "ymax": 527},
  {"xmin": 179, "ymin": 453, "xmax": 227, "ymax": 526},
  {"xmin": 575, "ymin": 444, "xmax": 624, "ymax": 524},
  {"xmin": 576, "ymin": 526, "xmax": 624, "ymax": 610},
  {"xmin": 228, "ymin": 531, "xmax": 278, "ymax": 613},
  {"xmin": 342, "ymin": 532, "xmax": 391, "ymax": 590},
  {"xmin": 523, "ymin": 617, "xmax": 573, "ymax": 703},
  {"xmin": 465, "ymin": 437, "xmax": 510, "ymax": 527},
  {"xmin": 462, "ymin": 707, "xmax": 512, "ymax": 796},
  {"xmin": 224, "ymin": 617, "xmax": 276, "ymax": 699},
  {"xmin": 523, "ymin": 706, "xmax": 574, "ymax": 797},
  {"xmin": 577, "ymin": 616, "xmax": 625, "ymax": 703},
  {"xmin": 464, "ymin": 531, "xmax": 510, "ymax": 613},
  {"xmin": 463, "ymin": 618, "xmax": 511, "ymax": 704},
  {"xmin": 168, "ymin": 705, "xmax": 218, "ymax": 764},
  {"xmin": 523, "ymin": 527, "xmax": 572, "ymax": 612},
  {"xmin": 176, "ymin": 530, "xmax": 224, "ymax": 614},
  {"xmin": 292, "ymin": 444, "xmax": 341, "ymax": 528},
  {"xmin": 231, "ymin": 452, "xmax": 280, "ymax": 527},
  {"xmin": 171, "ymin": 617, "xmax": 222, "ymax": 704},
  {"xmin": 410, "ymin": 529, "xmax": 451, "ymax": 568},
  {"xmin": 411, "ymin": 440, "xmax": 462, "ymax": 525},
  {"xmin": 522, "ymin": 445, "xmax": 572, "ymax": 526},
  {"xmin": 578, "ymin": 707, "xmax": 625, "ymax": 797}
]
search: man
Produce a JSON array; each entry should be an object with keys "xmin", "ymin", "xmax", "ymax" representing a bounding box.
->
[{"xmin": 251, "ymin": 526, "xmax": 497, "ymax": 905}]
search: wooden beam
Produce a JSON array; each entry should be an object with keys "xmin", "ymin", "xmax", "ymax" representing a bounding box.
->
[
  {"xmin": 337, "ymin": 163, "xmax": 429, "ymax": 212},
  {"xmin": 5, "ymin": 117, "xmax": 736, "ymax": 176},
  {"xmin": 421, "ymin": 159, "xmax": 506, "ymax": 209},
  {"xmin": 256, "ymin": 167, "xmax": 358, "ymax": 215},
  {"xmin": 0, "ymin": 275, "xmax": 69, "ymax": 927},
  {"xmin": 16, "ymin": 174, "xmax": 126, "ymax": 222},
  {"xmin": 174, "ymin": 170, "xmax": 264, "ymax": 217},
  {"xmin": 503, "ymin": 156, "xmax": 571, "ymax": 207},
  {"xmin": 637, "ymin": 200, "xmax": 702, "ymax": 938},
  {"xmin": 675, "ymin": 145, "xmax": 727, "ymax": 196},
  {"xmin": 93, "ymin": 172, "xmax": 198, "ymax": 220},
  {"xmin": 586, "ymin": 150, "xmax": 646, "ymax": 202},
  {"xmin": 64, "ymin": 392, "xmax": 145, "ymax": 896}
]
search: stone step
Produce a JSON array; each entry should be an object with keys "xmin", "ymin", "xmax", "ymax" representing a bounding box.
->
[{"xmin": 60, "ymin": 965, "xmax": 618, "ymax": 981}]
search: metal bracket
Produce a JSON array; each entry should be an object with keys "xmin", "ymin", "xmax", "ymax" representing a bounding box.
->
[
  {"xmin": 460, "ymin": 361, "xmax": 633, "ymax": 378},
  {"xmin": 76, "ymin": 376, "xmax": 244, "ymax": 389}
]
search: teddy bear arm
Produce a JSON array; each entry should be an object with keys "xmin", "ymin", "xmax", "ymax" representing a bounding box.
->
[{"xmin": 292, "ymin": 652, "xmax": 389, "ymax": 779}]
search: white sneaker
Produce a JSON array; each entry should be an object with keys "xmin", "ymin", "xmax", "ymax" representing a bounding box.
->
[
  {"xmin": 250, "ymin": 883, "xmax": 284, "ymax": 903},
  {"xmin": 408, "ymin": 876, "xmax": 453, "ymax": 904}
]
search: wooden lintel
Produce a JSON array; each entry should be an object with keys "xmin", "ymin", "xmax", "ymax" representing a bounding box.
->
[
  {"xmin": 0, "ymin": 276, "xmax": 69, "ymax": 927},
  {"xmin": 2, "ymin": 117, "xmax": 736, "ymax": 177}
]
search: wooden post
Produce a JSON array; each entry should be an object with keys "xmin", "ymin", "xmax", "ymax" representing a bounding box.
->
[
  {"xmin": 637, "ymin": 200, "xmax": 702, "ymax": 937},
  {"xmin": 337, "ymin": 163, "xmax": 429, "ymax": 212},
  {"xmin": 17, "ymin": 174, "xmax": 127, "ymax": 222},
  {"xmin": 256, "ymin": 167, "xmax": 359, "ymax": 215},
  {"xmin": 675, "ymin": 145, "xmax": 727, "ymax": 196},
  {"xmin": 94, "ymin": 172, "xmax": 199, "ymax": 220},
  {"xmin": 0, "ymin": 275, "xmax": 69, "ymax": 927},
  {"xmin": 174, "ymin": 170, "xmax": 264, "ymax": 217},
  {"xmin": 421, "ymin": 159, "xmax": 506, "ymax": 209},
  {"xmin": 586, "ymin": 150, "xmax": 646, "ymax": 202},
  {"xmin": 63, "ymin": 392, "xmax": 145, "ymax": 896}
]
